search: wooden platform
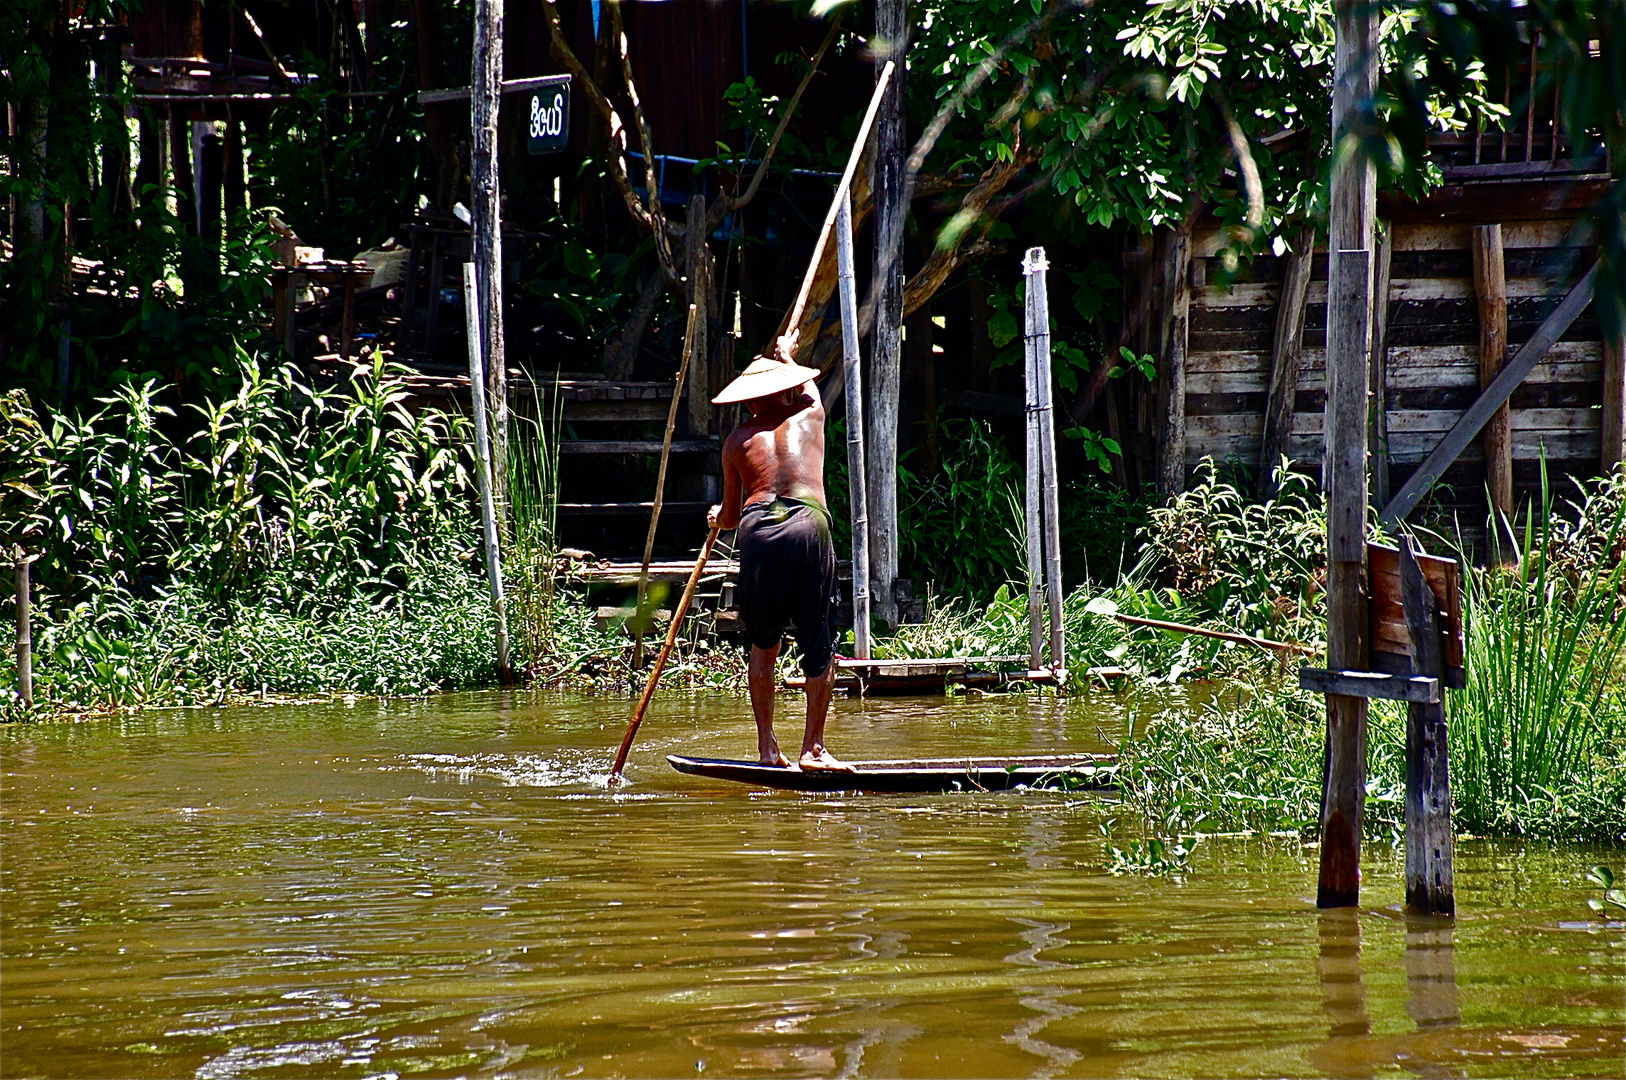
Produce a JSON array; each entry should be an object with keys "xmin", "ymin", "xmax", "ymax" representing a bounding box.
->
[{"xmin": 666, "ymin": 753, "xmax": 1116, "ymax": 793}]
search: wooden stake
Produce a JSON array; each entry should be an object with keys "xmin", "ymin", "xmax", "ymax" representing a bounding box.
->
[
  {"xmin": 1026, "ymin": 248, "xmax": 1065, "ymax": 673},
  {"xmin": 1259, "ymin": 225, "xmax": 1314, "ymax": 497},
  {"xmin": 609, "ymin": 526, "xmax": 722, "ymax": 785},
  {"xmin": 632, "ymin": 303, "xmax": 701, "ymax": 669},
  {"xmin": 836, "ymin": 192, "xmax": 872, "ymax": 659},
  {"xmin": 13, "ymin": 546, "xmax": 30, "ymax": 709},
  {"xmin": 1401, "ymin": 536, "xmax": 1454, "ymax": 916},
  {"xmin": 1319, "ymin": 0, "xmax": 1378, "ymax": 911},
  {"xmin": 463, "ymin": 263, "xmax": 512, "ymax": 684},
  {"xmin": 471, "ymin": 0, "xmax": 508, "ymax": 512},
  {"xmin": 1472, "ymin": 224, "xmax": 1511, "ymax": 530}
]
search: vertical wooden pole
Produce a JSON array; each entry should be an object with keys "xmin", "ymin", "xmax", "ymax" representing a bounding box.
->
[
  {"xmin": 1472, "ymin": 224, "xmax": 1511, "ymax": 532},
  {"xmin": 1318, "ymin": 0, "xmax": 1377, "ymax": 910},
  {"xmin": 1259, "ymin": 225, "xmax": 1314, "ymax": 497},
  {"xmin": 1157, "ymin": 224, "xmax": 1192, "ymax": 497},
  {"xmin": 837, "ymin": 193, "xmax": 872, "ymax": 659},
  {"xmin": 1604, "ymin": 330, "xmax": 1625, "ymax": 475},
  {"xmin": 1369, "ymin": 225, "xmax": 1394, "ymax": 509},
  {"xmin": 632, "ymin": 304, "xmax": 700, "ymax": 669},
  {"xmin": 1401, "ymin": 537, "xmax": 1454, "ymax": 916},
  {"xmin": 464, "ymin": 263, "xmax": 512, "ymax": 684},
  {"xmin": 471, "ymin": 0, "xmax": 508, "ymax": 513},
  {"xmin": 869, "ymin": 0, "xmax": 907, "ymax": 631},
  {"xmin": 13, "ymin": 546, "xmax": 31, "ymax": 709},
  {"xmin": 1023, "ymin": 256, "xmax": 1045, "ymax": 672},
  {"xmin": 1026, "ymin": 248, "xmax": 1065, "ymax": 673}
]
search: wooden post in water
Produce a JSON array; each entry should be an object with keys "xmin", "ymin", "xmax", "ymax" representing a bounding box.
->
[
  {"xmin": 1401, "ymin": 537, "xmax": 1454, "ymax": 915},
  {"xmin": 1318, "ymin": 0, "xmax": 1377, "ymax": 910},
  {"xmin": 470, "ymin": 0, "xmax": 508, "ymax": 512},
  {"xmin": 1472, "ymin": 224, "xmax": 1511, "ymax": 538},
  {"xmin": 836, "ymin": 192, "xmax": 872, "ymax": 659},
  {"xmin": 1025, "ymin": 248, "xmax": 1065, "ymax": 673},
  {"xmin": 1023, "ymin": 254, "xmax": 1045, "ymax": 672},
  {"xmin": 464, "ymin": 263, "xmax": 512, "ymax": 684},
  {"xmin": 13, "ymin": 546, "xmax": 30, "ymax": 709}
]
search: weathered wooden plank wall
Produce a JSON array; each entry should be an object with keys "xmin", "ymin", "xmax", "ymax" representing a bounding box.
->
[{"xmin": 1179, "ymin": 218, "xmax": 1605, "ymax": 533}]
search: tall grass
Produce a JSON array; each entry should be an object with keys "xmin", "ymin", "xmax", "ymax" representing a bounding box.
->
[
  {"xmin": 505, "ymin": 404, "xmax": 563, "ymax": 677},
  {"xmin": 1449, "ymin": 467, "xmax": 1626, "ymax": 837}
]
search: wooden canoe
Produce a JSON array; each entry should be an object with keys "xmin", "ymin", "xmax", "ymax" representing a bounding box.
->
[{"xmin": 666, "ymin": 753, "xmax": 1116, "ymax": 793}]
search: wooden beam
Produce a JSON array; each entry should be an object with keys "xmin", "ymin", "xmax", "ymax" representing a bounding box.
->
[
  {"xmin": 1259, "ymin": 225, "xmax": 1314, "ymax": 497},
  {"xmin": 1024, "ymin": 253, "xmax": 1045, "ymax": 671},
  {"xmin": 418, "ymin": 73, "xmax": 569, "ymax": 105},
  {"xmin": 1471, "ymin": 224, "xmax": 1511, "ymax": 527},
  {"xmin": 1401, "ymin": 538, "xmax": 1454, "ymax": 915},
  {"xmin": 1380, "ymin": 261, "xmax": 1598, "ymax": 526},
  {"xmin": 1158, "ymin": 223, "xmax": 1192, "ymax": 496},
  {"xmin": 1300, "ymin": 668, "xmax": 1439, "ymax": 704}
]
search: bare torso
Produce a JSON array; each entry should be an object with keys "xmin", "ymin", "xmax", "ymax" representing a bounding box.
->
[{"xmin": 712, "ymin": 383, "xmax": 827, "ymax": 529}]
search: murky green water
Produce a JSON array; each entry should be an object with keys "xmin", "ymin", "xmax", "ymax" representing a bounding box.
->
[{"xmin": 2, "ymin": 690, "xmax": 1621, "ymax": 1079}]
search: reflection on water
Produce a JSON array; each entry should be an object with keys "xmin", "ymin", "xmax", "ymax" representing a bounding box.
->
[{"xmin": 1, "ymin": 689, "xmax": 1621, "ymax": 1079}]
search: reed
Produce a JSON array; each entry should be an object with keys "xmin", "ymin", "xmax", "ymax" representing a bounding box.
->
[
  {"xmin": 1449, "ymin": 466, "xmax": 1626, "ymax": 836},
  {"xmin": 504, "ymin": 403, "xmax": 563, "ymax": 678}
]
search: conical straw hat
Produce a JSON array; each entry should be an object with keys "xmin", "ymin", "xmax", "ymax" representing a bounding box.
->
[{"xmin": 711, "ymin": 356, "xmax": 821, "ymax": 404}]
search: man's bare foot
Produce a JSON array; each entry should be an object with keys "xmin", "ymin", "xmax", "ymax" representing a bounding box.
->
[
  {"xmin": 799, "ymin": 747, "xmax": 856, "ymax": 773},
  {"xmin": 759, "ymin": 746, "xmax": 792, "ymax": 768}
]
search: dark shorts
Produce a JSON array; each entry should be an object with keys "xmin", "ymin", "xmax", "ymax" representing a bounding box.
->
[{"xmin": 736, "ymin": 496, "xmax": 838, "ymax": 677}]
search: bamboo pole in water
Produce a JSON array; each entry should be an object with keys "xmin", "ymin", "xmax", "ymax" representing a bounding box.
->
[
  {"xmin": 835, "ymin": 192, "xmax": 871, "ymax": 659},
  {"xmin": 1026, "ymin": 248, "xmax": 1065, "ymax": 675},
  {"xmin": 610, "ymin": 526, "xmax": 722, "ymax": 785},
  {"xmin": 13, "ymin": 545, "xmax": 31, "ymax": 708},
  {"xmin": 1023, "ymin": 255, "xmax": 1044, "ymax": 671},
  {"xmin": 463, "ymin": 263, "xmax": 512, "ymax": 684},
  {"xmin": 632, "ymin": 303, "xmax": 701, "ymax": 668}
]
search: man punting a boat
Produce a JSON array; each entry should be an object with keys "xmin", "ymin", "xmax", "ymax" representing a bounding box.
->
[{"xmin": 708, "ymin": 348, "xmax": 854, "ymax": 773}]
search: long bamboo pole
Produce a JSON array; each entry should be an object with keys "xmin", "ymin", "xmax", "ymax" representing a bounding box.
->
[
  {"xmin": 1026, "ymin": 248, "xmax": 1065, "ymax": 674},
  {"xmin": 609, "ymin": 526, "xmax": 722, "ymax": 785},
  {"xmin": 1023, "ymin": 255, "xmax": 1044, "ymax": 671},
  {"xmin": 632, "ymin": 303, "xmax": 701, "ymax": 668},
  {"xmin": 835, "ymin": 192, "xmax": 872, "ymax": 659},
  {"xmin": 13, "ymin": 545, "xmax": 31, "ymax": 709},
  {"xmin": 463, "ymin": 263, "xmax": 512, "ymax": 683},
  {"xmin": 777, "ymin": 61, "xmax": 895, "ymax": 356}
]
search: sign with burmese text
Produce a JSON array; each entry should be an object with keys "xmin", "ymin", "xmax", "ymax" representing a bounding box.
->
[{"xmin": 528, "ymin": 77, "xmax": 570, "ymax": 155}]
